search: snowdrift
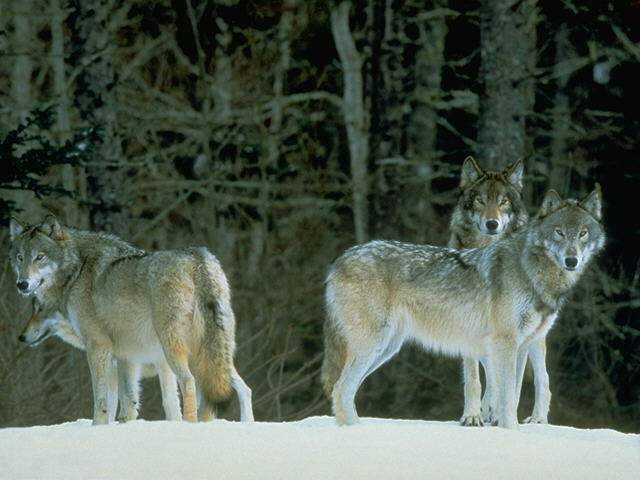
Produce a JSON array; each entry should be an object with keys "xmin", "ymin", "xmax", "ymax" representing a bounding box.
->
[{"xmin": 0, "ymin": 416, "xmax": 637, "ymax": 479}]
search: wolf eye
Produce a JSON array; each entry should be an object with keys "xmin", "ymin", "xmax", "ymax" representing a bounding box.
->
[
  {"xmin": 474, "ymin": 197, "xmax": 485, "ymax": 206},
  {"xmin": 35, "ymin": 253, "xmax": 45, "ymax": 262},
  {"xmin": 579, "ymin": 229, "xmax": 588, "ymax": 238},
  {"xmin": 17, "ymin": 254, "xmax": 23, "ymax": 262},
  {"xmin": 500, "ymin": 198, "xmax": 510, "ymax": 206},
  {"xmin": 554, "ymin": 228, "xmax": 564, "ymax": 237}
]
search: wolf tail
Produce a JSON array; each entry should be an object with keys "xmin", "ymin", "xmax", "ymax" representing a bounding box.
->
[
  {"xmin": 191, "ymin": 249, "xmax": 234, "ymax": 410},
  {"xmin": 320, "ymin": 283, "xmax": 347, "ymax": 399}
]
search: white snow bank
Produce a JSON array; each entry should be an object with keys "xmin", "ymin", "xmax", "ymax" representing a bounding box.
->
[{"xmin": 0, "ymin": 416, "xmax": 638, "ymax": 480}]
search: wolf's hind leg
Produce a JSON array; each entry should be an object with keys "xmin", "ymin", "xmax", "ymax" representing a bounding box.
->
[
  {"xmin": 360, "ymin": 331, "xmax": 404, "ymax": 387},
  {"xmin": 117, "ymin": 359, "xmax": 141, "ymax": 422},
  {"xmin": 332, "ymin": 330, "xmax": 395, "ymax": 426},
  {"xmin": 231, "ymin": 366, "xmax": 254, "ymax": 422},
  {"xmin": 524, "ymin": 338, "xmax": 550, "ymax": 424},
  {"xmin": 156, "ymin": 360, "xmax": 181, "ymax": 421},
  {"xmin": 461, "ymin": 358, "xmax": 484, "ymax": 426},
  {"xmin": 162, "ymin": 347, "xmax": 197, "ymax": 422}
]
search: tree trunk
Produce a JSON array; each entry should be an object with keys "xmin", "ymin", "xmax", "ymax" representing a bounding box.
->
[
  {"xmin": 72, "ymin": 1, "xmax": 127, "ymax": 235},
  {"xmin": 331, "ymin": 1, "xmax": 370, "ymax": 244},
  {"xmin": 408, "ymin": 4, "xmax": 448, "ymax": 242},
  {"xmin": 11, "ymin": 0, "xmax": 33, "ymax": 123},
  {"xmin": 477, "ymin": 0, "xmax": 537, "ymax": 169},
  {"xmin": 548, "ymin": 25, "xmax": 573, "ymax": 195}
]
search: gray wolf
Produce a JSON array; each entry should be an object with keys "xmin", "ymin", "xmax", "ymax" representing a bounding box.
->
[
  {"xmin": 321, "ymin": 186, "xmax": 604, "ymax": 429},
  {"xmin": 448, "ymin": 157, "xmax": 547, "ymax": 426},
  {"xmin": 19, "ymin": 299, "xmax": 181, "ymax": 422},
  {"xmin": 9, "ymin": 216, "xmax": 253, "ymax": 424}
]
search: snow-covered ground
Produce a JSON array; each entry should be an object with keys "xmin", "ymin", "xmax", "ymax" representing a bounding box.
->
[{"xmin": 0, "ymin": 416, "xmax": 638, "ymax": 479}]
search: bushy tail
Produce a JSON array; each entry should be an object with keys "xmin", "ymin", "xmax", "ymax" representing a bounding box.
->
[
  {"xmin": 320, "ymin": 309, "xmax": 347, "ymax": 399},
  {"xmin": 191, "ymin": 249, "xmax": 234, "ymax": 409}
]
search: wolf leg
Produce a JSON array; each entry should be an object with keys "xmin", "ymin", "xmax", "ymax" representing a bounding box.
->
[
  {"xmin": 231, "ymin": 366, "xmax": 254, "ymax": 422},
  {"xmin": 332, "ymin": 329, "xmax": 395, "ymax": 426},
  {"xmin": 524, "ymin": 338, "xmax": 550, "ymax": 424},
  {"xmin": 117, "ymin": 359, "xmax": 141, "ymax": 422},
  {"xmin": 106, "ymin": 358, "xmax": 119, "ymax": 423},
  {"xmin": 491, "ymin": 339, "xmax": 519, "ymax": 429},
  {"xmin": 461, "ymin": 358, "xmax": 484, "ymax": 426},
  {"xmin": 86, "ymin": 344, "xmax": 113, "ymax": 426},
  {"xmin": 162, "ymin": 350, "xmax": 197, "ymax": 422},
  {"xmin": 360, "ymin": 332, "xmax": 404, "ymax": 387},
  {"xmin": 514, "ymin": 346, "xmax": 528, "ymax": 412},
  {"xmin": 155, "ymin": 360, "xmax": 181, "ymax": 421},
  {"xmin": 480, "ymin": 357, "xmax": 495, "ymax": 424}
]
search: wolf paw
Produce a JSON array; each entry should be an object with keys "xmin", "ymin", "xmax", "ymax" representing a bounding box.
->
[
  {"xmin": 460, "ymin": 414, "xmax": 484, "ymax": 427},
  {"xmin": 481, "ymin": 407, "xmax": 497, "ymax": 426},
  {"xmin": 523, "ymin": 415, "xmax": 547, "ymax": 424}
]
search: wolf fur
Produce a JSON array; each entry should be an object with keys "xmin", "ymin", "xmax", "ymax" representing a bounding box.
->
[
  {"xmin": 322, "ymin": 187, "xmax": 604, "ymax": 429},
  {"xmin": 9, "ymin": 217, "xmax": 253, "ymax": 424},
  {"xmin": 448, "ymin": 157, "xmax": 539, "ymax": 426},
  {"xmin": 19, "ymin": 298, "xmax": 180, "ymax": 422}
]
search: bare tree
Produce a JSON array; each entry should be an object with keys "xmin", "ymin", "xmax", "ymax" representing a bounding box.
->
[{"xmin": 331, "ymin": 1, "xmax": 369, "ymax": 243}]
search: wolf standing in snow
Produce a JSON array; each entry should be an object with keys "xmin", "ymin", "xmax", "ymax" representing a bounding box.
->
[
  {"xmin": 322, "ymin": 187, "xmax": 604, "ymax": 429},
  {"xmin": 9, "ymin": 216, "xmax": 253, "ymax": 424},
  {"xmin": 19, "ymin": 297, "xmax": 182, "ymax": 422},
  {"xmin": 449, "ymin": 157, "xmax": 548, "ymax": 426}
]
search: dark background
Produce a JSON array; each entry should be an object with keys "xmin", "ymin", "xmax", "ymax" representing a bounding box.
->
[{"xmin": 0, "ymin": 0, "xmax": 638, "ymax": 432}]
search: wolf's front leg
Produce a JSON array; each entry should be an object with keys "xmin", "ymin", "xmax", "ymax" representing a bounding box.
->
[
  {"xmin": 106, "ymin": 359, "xmax": 119, "ymax": 422},
  {"xmin": 514, "ymin": 347, "xmax": 529, "ymax": 412},
  {"xmin": 480, "ymin": 357, "xmax": 495, "ymax": 424},
  {"xmin": 86, "ymin": 345, "xmax": 114, "ymax": 425},
  {"xmin": 492, "ymin": 339, "xmax": 519, "ymax": 429},
  {"xmin": 460, "ymin": 357, "xmax": 484, "ymax": 426},
  {"xmin": 524, "ymin": 338, "xmax": 550, "ymax": 424},
  {"xmin": 117, "ymin": 359, "xmax": 141, "ymax": 422}
]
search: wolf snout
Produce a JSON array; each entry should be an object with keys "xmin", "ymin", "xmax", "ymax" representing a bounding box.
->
[
  {"xmin": 485, "ymin": 219, "xmax": 499, "ymax": 234},
  {"xmin": 564, "ymin": 257, "xmax": 579, "ymax": 269},
  {"xmin": 16, "ymin": 281, "xmax": 29, "ymax": 292},
  {"xmin": 18, "ymin": 334, "xmax": 26, "ymax": 343}
]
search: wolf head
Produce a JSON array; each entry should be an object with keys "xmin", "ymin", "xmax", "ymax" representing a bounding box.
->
[
  {"xmin": 9, "ymin": 215, "xmax": 67, "ymax": 297},
  {"xmin": 530, "ymin": 186, "xmax": 605, "ymax": 273},
  {"xmin": 18, "ymin": 299, "xmax": 63, "ymax": 347},
  {"xmin": 455, "ymin": 156, "xmax": 526, "ymax": 238}
]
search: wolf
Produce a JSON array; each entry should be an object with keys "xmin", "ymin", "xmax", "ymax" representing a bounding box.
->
[
  {"xmin": 9, "ymin": 216, "xmax": 254, "ymax": 425},
  {"xmin": 321, "ymin": 186, "xmax": 604, "ymax": 429},
  {"xmin": 448, "ymin": 157, "xmax": 547, "ymax": 426},
  {"xmin": 19, "ymin": 298, "xmax": 181, "ymax": 422}
]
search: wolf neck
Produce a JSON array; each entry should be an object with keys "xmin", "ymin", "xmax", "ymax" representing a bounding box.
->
[
  {"xmin": 36, "ymin": 250, "xmax": 83, "ymax": 310},
  {"xmin": 38, "ymin": 228, "xmax": 140, "ymax": 310},
  {"xmin": 519, "ymin": 238, "xmax": 577, "ymax": 314}
]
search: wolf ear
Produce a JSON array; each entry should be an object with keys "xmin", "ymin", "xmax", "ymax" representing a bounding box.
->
[
  {"xmin": 504, "ymin": 159, "xmax": 524, "ymax": 190},
  {"xmin": 9, "ymin": 217, "xmax": 25, "ymax": 241},
  {"xmin": 460, "ymin": 156, "xmax": 484, "ymax": 188},
  {"xmin": 580, "ymin": 184, "xmax": 602, "ymax": 221},
  {"xmin": 538, "ymin": 189, "xmax": 563, "ymax": 217},
  {"xmin": 40, "ymin": 215, "xmax": 66, "ymax": 241}
]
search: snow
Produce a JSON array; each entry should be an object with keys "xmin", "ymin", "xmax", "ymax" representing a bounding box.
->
[{"xmin": 0, "ymin": 416, "xmax": 638, "ymax": 480}]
